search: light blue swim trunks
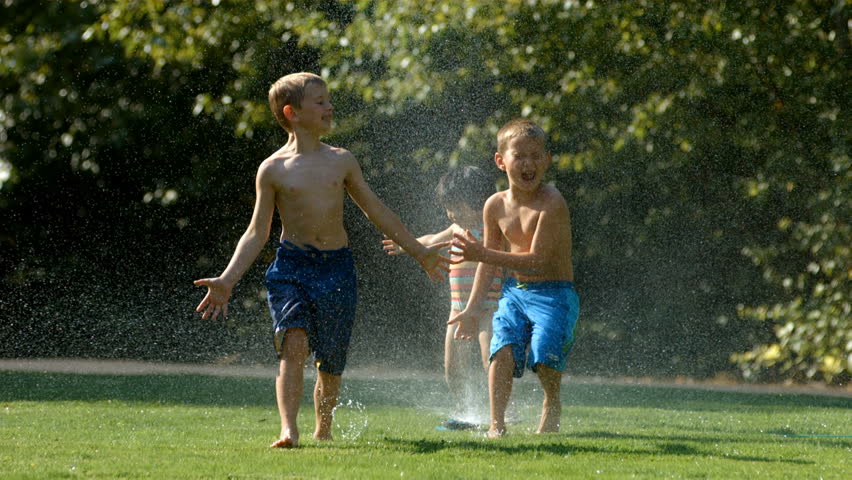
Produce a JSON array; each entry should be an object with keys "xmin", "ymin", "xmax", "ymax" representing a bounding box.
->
[{"xmin": 490, "ymin": 277, "xmax": 580, "ymax": 378}]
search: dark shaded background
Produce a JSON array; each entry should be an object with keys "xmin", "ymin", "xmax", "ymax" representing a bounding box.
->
[{"xmin": 1, "ymin": 1, "xmax": 848, "ymax": 384}]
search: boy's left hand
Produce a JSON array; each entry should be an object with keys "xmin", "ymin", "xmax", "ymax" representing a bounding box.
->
[
  {"xmin": 451, "ymin": 230, "xmax": 486, "ymax": 263},
  {"xmin": 416, "ymin": 241, "xmax": 452, "ymax": 282},
  {"xmin": 448, "ymin": 309, "xmax": 477, "ymax": 341}
]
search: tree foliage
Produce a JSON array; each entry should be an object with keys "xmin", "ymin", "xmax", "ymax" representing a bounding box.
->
[{"xmin": 1, "ymin": 0, "xmax": 848, "ymax": 383}]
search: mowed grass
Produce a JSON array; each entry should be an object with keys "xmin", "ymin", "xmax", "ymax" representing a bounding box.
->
[{"xmin": 1, "ymin": 370, "xmax": 850, "ymax": 479}]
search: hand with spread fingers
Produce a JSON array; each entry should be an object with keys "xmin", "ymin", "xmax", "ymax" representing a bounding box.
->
[
  {"xmin": 415, "ymin": 241, "xmax": 452, "ymax": 282},
  {"xmin": 193, "ymin": 277, "xmax": 233, "ymax": 320},
  {"xmin": 447, "ymin": 309, "xmax": 479, "ymax": 341},
  {"xmin": 451, "ymin": 230, "xmax": 487, "ymax": 263}
]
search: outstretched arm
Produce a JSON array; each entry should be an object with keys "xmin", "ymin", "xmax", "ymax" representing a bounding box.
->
[
  {"xmin": 382, "ymin": 225, "xmax": 455, "ymax": 256},
  {"xmin": 345, "ymin": 155, "xmax": 450, "ymax": 281},
  {"xmin": 194, "ymin": 161, "xmax": 277, "ymax": 320}
]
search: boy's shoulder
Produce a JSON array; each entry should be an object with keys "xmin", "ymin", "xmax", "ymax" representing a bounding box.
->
[
  {"xmin": 320, "ymin": 144, "xmax": 359, "ymax": 172},
  {"xmin": 259, "ymin": 144, "xmax": 295, "ymax": 167},
  {"xmin": 486, "ymin": 189, "xmax": 509, "ymax": 204},
  {"xmin": 537, "ymin": 185, "xmax": 570, "ymax": 218},
  {"xmin": 320, "ymin": 142, "xmax": 355, "ymax": 159},
  {"xmin": 540, "ymin": 184, "xmax": 568, "ymax": 206},
  {"xmin": 490, "ymin": 185, "xmax": 567, "ymax": 213},
  {"xmin": 486, "ymin": 187, "xmax": 565, "ymax": 206},
  {"xmin": 258, "ymin": 143, "xmax": 355, "ymax": 168}
]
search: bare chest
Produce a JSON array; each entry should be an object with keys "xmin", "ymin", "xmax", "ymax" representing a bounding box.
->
[
  {"xmin": 277, "ymin": 163, "xmax": 346, "ymax": 200},
  {"xmin": 498, "ymin": 207, "xmax": 540, "ymax": 250}
]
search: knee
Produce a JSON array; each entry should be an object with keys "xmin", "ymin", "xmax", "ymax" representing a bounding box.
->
[
  {"xmin": 489, "ymin": 346, "xmax": 515, "ymax": 377},
  {"xmin": 316, "ymin": 372, "xmax": 342, "ymax": 394},
  {"xmin": 280, "ymin": 328, "xmax": 310, "ymax": 361},
  {"xmin": 493, "ymin": 345, "xmax": 513, "ymax": 363}
]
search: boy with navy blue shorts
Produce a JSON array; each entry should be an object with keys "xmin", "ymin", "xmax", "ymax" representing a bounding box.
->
[
  {"xmin": 194, "ymin": 72, "xmax": 450, "ymax": 448},
  {"xmin": 449, "ymin": 118, "xmax": 579, "ymax": 438}
]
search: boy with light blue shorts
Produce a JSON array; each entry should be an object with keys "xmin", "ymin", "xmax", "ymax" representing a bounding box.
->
[{"xmin": 449, "ymin": 118, "xmax": 579, "ymax": 438}]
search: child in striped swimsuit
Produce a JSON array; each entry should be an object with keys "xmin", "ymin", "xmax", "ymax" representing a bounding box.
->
[{"xmin": 384, "ymin": 166, "xmax": 502, "ymax": 429}]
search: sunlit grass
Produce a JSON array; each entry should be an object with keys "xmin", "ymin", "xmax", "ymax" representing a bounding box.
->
[{"xmin": 1, "ymin": 371, "xmax": 849, "ymax": 479}]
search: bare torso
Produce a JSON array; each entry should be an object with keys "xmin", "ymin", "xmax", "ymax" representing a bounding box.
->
[
  {"xmin": 493, "ymin": 185, "xmax": 574, "ymax": 283},
  {"xmin": 264, "ymin": 143, "xmax": 351, "ymax": 250}
]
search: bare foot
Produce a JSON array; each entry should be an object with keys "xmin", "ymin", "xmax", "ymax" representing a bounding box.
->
[
  {"xmin": 313, "ymin": 431, "xmax": 333, "ymax": 442},
  {"xmin": 537, "ymin": 410, "xmax": 560, "ymax": 434},
  {"xmin": 270, "ymin": 436, "xmax": 299, "ymax": 448},
  {"xmin": 486, "ymin": 428, "xmax": 506, "ymax": 439}
]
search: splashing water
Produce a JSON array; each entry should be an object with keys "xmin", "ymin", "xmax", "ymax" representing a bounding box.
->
[
  {"xmin": 333, "ymin": 399, "xmax": 369, "ymax": 440},
  {"xmin": 423, "ymin": 338, "xmax": 492, "ymax": 430},
  {"xmin": 453, "ymin": 375, "xmax": 489, "ymax": 427}
]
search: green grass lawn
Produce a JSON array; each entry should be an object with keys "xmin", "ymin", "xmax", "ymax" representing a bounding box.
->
[{"xmin": 1, "ymin": 369, "xmax": 849, "ymax": 479}]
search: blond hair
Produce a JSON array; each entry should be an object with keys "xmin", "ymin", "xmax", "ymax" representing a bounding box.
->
[
  {"xmin": 268, "ymin": 72, "xmax": 326, "ymax": 132},
  {"xmin": 497, "ymin": 118, "xmax": 547, "ymax": 154}
]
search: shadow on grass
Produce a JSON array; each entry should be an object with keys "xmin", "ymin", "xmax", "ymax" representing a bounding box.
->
[
  {"xmin": 383, "ymin": 437, "xmax": 816, "ymax": 465},
  {"xmin": 1, "ymin": 371, "xmax": 849, "ymax": 414}
]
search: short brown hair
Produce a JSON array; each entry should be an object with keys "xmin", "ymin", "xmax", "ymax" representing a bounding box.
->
[
  {"xmin": 268, "ymin": 72, "xmax": 326, "ymax": 132},
  {"xmin": 497, "ymin": 118, "xmax": 547, "ymax": 154}
]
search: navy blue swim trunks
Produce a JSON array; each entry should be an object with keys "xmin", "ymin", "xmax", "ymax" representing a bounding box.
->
[{"xmin": 264, "ymin": 239, "xmax": 357, "ymax": 376}]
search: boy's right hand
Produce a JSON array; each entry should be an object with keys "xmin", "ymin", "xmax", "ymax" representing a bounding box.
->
[
  {"xmin": 193, "ymin": 277, "xmax": 233, "ymax": 320},
  {"xmin": 451, "ymin": 230, "xmax": 487, "ymax": 263}
]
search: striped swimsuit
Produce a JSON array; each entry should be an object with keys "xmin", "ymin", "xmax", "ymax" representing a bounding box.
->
[{"xmin": 449, "ymin": 226, "xmax": 503, "ymax": 312}]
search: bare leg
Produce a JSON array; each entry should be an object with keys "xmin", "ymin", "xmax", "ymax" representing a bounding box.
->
[
  {"xmin": 444, "ymin": 320, "xmax": 465, "ymax": 413},
  {"xmin": 313, "ymin": 369, "xmax": 341, "ymax": 441},
  {"xmin": 487, "ymin": 345, "xmax": 514, "ymax": 438},
  {"xmin": 476, "ymin": 309, "xmax": 495, "ymax": 371},
  {"xmin": 535, "ymin": 364, "xmax": 562, "ymax": 433},
  {"xmin": 271, "ymin": 328, "xmax": 309, "ymax": 448}
]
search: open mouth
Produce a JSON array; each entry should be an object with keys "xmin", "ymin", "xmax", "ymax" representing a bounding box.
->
[{"xmin": 521, "ymin": 171, "xmax": 536, "ymax": 182}]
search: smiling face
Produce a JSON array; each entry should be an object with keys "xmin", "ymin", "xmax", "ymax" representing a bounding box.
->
[
  {"xmin": 495, "ymin": 135, "xmax": 551, "ymax": 194},
  {"xmin": 292, "ymin": 82, "xmax": 334, "ymax": 135}
]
